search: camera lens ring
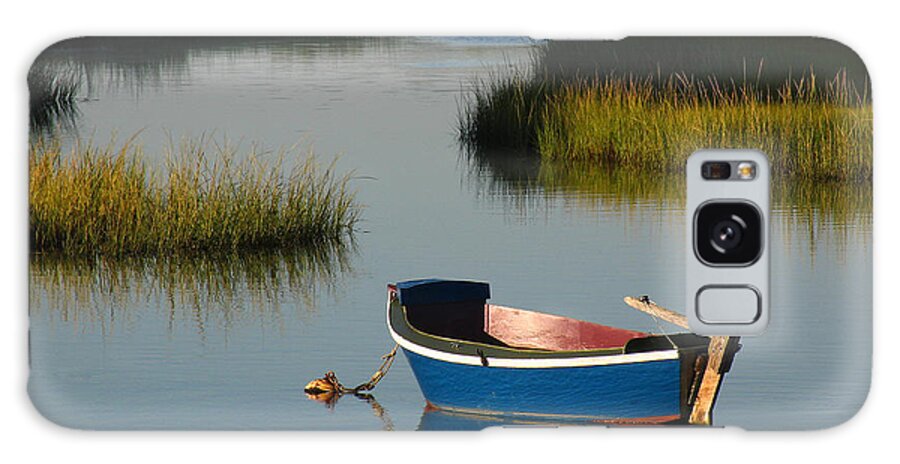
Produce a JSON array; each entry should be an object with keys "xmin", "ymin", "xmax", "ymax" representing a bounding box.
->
[{"xmin": 693, "ymin": 201, "xmax": 763, "ymax": 267}]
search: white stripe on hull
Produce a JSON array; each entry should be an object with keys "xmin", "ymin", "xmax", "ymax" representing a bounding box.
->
[{"xmin": 387, "ymin": 300, "xmax": 679, "ymax": 369}]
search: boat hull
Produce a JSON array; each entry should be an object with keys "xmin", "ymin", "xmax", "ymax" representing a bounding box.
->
[{"xmin": 402, "ymin": 348, "xmax": 683, "ymax": 420}]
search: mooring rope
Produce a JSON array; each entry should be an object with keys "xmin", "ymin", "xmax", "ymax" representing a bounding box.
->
[
  {"xmin": 640, "ymin": 295, "xmax": 679, "ymax": 350},
  {"xmin": 653, "ymin": 314, "xmax": 680, "ymax": 350},
  {"xmin": 304, "ymin": 344, "xmax": 400, "ymax": 396}
]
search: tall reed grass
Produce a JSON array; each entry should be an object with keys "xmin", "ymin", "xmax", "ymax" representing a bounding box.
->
[
  {"xmin": 29, "ymin": 139, "xmax": 360, "ymax": 256},
  {"xmin": 459, "ymin": 70, "xmax": 872, "ymax": 182}
]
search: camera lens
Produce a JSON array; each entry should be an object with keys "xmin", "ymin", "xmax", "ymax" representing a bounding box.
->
[
  {"xmin": 710, "ymin": 218, "xmax": 744, "ymax": 251},
  {"xmin": 695, "ymin": 202, "xmax": 762, "ymax": 266}
]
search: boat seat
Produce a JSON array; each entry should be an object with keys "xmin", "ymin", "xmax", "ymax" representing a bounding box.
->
[{"xmin": 404, "ymin": 300, "xmax": 509, "ymax": 347}]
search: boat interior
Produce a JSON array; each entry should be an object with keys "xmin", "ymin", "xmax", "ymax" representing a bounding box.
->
[
  {"xmin": 404, "ymin": 299, "xmax": 649, "ymax": 352},
  {"xmin": 395, "ymin": 280, "xmax": 709, "ymax": 353}
]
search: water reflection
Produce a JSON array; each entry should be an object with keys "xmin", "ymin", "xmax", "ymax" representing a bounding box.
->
[
  {"xmin": 28, "ymin": 60, "xmax": 81, "ymax": 137},
  {"xmin": 35, "ymin": 37, "xmax": 406, "ymax": 98},
  {"xmin": 418, "ymin": 408, "xmax": 512, "ymax": 431},
  {"xmin": 416, "ymin": 408, "xmax": 618, "ymax": 431},
  {"xmin": 463, "ymin": 148, "xmax": 872, "ymax": 256},
  {"xmin": 306, "ymin": 392, "xmax": 395, "ymax": 431},
  {"xmin": 51, "ymin": 37, "xmax": 866, "ymax": 103},
  {"xmin": 29, "ymin": 242, "xmax": 355, "ymax": 338}
]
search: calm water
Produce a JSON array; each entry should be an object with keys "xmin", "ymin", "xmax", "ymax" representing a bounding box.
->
[{"xmin": 28, "ymin": 37, "xmax": 872, "ymax": 430}]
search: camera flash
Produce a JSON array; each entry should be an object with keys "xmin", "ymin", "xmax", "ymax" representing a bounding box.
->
[{"xmin": 737, "ymin": 162, "xmax": 756, "ymax": 180}]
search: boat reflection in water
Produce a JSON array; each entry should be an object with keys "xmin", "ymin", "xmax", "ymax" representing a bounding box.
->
[{"xmin": 416, "ymin": 403, "xmax": 682, "ymax": 431}]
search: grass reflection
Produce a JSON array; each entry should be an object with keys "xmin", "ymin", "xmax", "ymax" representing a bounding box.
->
[
  {"xmin": 34, "ymin": 37, "xmax": 405, "ymax": 98},
  {"xmin": 463, "ymin": 149, "xmax": 871, "ymax": 254},
  {"xmin": 28, "ymin": 61, "xmax": 80, "ymax": 137},
  {"xmin": 29, "ymin": 242, "xmax": 355, "ymax": 337}
]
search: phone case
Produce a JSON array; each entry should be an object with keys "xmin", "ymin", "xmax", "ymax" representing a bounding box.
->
[{"xmin": 28, "ymin": 36, "xmax": 872, "ymax": 430}]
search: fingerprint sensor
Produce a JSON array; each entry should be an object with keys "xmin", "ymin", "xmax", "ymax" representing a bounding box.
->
[{"xmin": 696, "ymin": 286, "xmax": 761, "ymax": 324}]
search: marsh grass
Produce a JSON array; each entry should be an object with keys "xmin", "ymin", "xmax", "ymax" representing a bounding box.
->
[
  {"xmin": 29, "ymin": 138, "xmax": 360, "ymax": 256},
  {"xmin": 459, "ymin": 69, "xmax": 872, "ymax": 182}
]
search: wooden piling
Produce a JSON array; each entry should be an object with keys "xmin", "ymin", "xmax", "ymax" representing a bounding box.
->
[
  {"xmin": 688, "ymin": 335, "xmax": 729, "ymax": 425},
  {"xmin": 623, "ymin": 296, "xmax": 738, "ymax": 426}
]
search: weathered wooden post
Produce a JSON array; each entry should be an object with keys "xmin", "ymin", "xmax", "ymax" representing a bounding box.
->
[
  {"xmin": 623, "ymin": 296, "xmax": 738, "ymax": 426},
  {"xmin": 687, "ymin": 335, "xmax": 729, "ymax": 425}
]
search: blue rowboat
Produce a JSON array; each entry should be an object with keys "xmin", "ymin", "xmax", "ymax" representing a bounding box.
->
[{"xmin": 387, "ymin": 278, "xmax": 739, "ymax": 424}]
